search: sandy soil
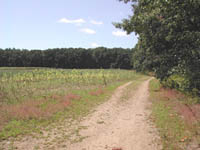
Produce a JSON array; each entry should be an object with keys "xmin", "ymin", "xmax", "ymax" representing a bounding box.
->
[
  {"xmin": 68, "ymin": 78, "xmax": 161, "ymax": 150},
  {"xmin": 0, "ymin": 79, "xmax": 162, "ymax": 150}
]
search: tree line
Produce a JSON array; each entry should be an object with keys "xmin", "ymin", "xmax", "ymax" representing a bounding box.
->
[
  {"xmin": 0, "ymin": 47, "xmax": 133, "ymax": 69},
  {"xmin": 116, "ymin": 0, "xmax": 200, "ymax": 96}
]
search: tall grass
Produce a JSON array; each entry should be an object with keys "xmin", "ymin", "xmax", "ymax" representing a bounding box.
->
[{"xmin": 0, "ymin": 68, "xmax": 138, "ymax": 104}]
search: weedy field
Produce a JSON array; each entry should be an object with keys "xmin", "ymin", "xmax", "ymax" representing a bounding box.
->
[{"xmin": 0, "ymin": 67, "xmax": 144, "ymax": 140}]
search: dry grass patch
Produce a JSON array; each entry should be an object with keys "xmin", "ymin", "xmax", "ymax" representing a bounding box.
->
[
  {"xmin": 0, "ymin": 93, "xmax": 82, "ymax": 130},
  {"xmin": 89, "ymin": 88, "xmax": 104, "ymax": 96}
]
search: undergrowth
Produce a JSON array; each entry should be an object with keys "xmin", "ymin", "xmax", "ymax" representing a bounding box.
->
[{"xmin": 150, "ymin": 79, "xmax": 200, "ymax": 150}]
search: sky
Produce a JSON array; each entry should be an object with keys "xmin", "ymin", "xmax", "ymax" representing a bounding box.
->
[{"xmin": 1, "ymin": 0, "xmax": 138, "ymax": 50}]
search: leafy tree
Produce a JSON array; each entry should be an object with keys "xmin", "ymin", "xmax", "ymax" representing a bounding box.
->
[{"xmin": 115, "ymin": 0, "xmax": 200, "ymax": 94}]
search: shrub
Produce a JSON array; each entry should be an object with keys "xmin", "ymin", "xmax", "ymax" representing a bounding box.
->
[{"xmin": 162, "ymin": 75, "xmax": 190, "ymax": 93}]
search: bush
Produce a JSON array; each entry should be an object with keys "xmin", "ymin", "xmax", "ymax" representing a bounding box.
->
[{"xmin": 162, "ymin": 75, "xmax": 190, "ymax": 93}]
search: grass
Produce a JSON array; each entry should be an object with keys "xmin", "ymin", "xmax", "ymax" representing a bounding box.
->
[
  {"xmin": 0, "ymin": 82, "xmax": 121, "ymax": 140},
  {"xmin": 120, "ymin": 75, "xmax": 150, "ymax": 102},
  {"xmin": 149, "ymin": 79, "xmax": 200, "ymax": 150},
  {"xmin": 0, "ymin": 68, "xmax": 139, "ymax": 104},
  {"xmin": 0, "ymin": 67, "xmax": 146, "ymax": 141}
]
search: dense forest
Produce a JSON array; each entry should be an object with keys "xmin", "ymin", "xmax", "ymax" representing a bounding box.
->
[
  {"xmin": 0, "ymin": 47, "xmax": 132, "ymax": 69},
  {"xmin": 116, "ymin": 0, "xmax": 200, "ymax": 96}
]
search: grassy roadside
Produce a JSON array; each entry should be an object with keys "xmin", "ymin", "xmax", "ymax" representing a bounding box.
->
[
  {"xmin": 149, "ymin": 79, "xmax": 200, "ymax": 150},
  {"xmin": 0, "ymin": 82, "xmax": 122, "ymax": 141}
]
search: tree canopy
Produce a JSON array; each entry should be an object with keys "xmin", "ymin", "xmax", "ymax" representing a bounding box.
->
[
  {"xmin": 0, "ymin": 47, "xmax": 133, "ymax": 69},
  {"xmin": 115, "ymin": 0, "xmax": 200, "ymax": 95}
]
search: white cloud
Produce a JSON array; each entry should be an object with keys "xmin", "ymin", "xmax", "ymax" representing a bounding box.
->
[
  {"xmin": 90, "ymin": 20, "xmax": 103, "ymax": 25},
  {"xmin": 91, "ymin": 43, "xmax": 100, "ymax": 47},
  {"xmin": 112, "ymin": 30, "xmax": 128, "ymax": 37},
  {"xmin": 80, "ymin": 28, "xmax": 96, "ymax": 34},
  {"xmin": 58, "ymin": 18, "xmax": 85, "ymax": 25}
]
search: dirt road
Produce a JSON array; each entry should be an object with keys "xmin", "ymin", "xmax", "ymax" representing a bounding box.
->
[
  {"xmin": 69, "ymin": 78, "xmax": 161, "ymax": 150},
  {"xmin": 1, "ymin": 79, "xmax": 161, "ymax": 150}
]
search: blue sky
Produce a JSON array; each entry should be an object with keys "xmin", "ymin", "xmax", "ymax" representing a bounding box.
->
[{"xmin": 1, "ymin": 0, "xmax": 138, "ymax": 50}]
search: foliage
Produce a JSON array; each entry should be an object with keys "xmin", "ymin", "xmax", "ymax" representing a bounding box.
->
[
  {"xmin": 0, "ymin": 47, "xmax": 132, "ymax": 69},
  {"xmin": 161, "ymin": 74, "xmax": 200, "ymax": 97},
  {"xmin": 162, "ymin": 75, "xmax": 190, "ymax": 92},
  {"xmin": 115, "ymin": 0, "xmax": 200, "ymax": 96}
]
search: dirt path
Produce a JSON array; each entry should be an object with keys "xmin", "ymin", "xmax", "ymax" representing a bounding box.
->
[
  {"xmin": 68, "ymin": 78, "xmax": 161, "ymax": 150},
  {"xmin": 1, "ymin": 79, "xmax": 161, "ymax": 150}
]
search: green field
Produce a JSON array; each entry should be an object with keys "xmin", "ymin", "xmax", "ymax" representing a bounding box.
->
[{"xmin": 0, "ymin": 67, "xmax": 146, "ymax": 140}]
